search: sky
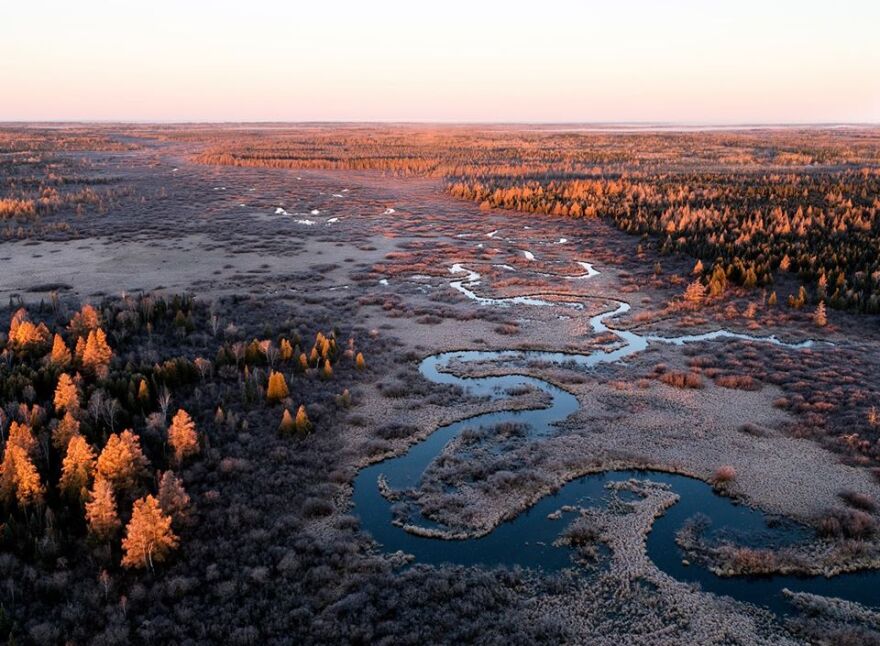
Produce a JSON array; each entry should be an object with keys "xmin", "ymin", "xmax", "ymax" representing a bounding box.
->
[{"xmin": 1, "ymin": 0, "xmax": 879, "ymax": 123}]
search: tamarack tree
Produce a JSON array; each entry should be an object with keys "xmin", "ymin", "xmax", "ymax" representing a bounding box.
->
[
  {"xmin": 0, "ymin": 294, "xmax": 363, "ymax": 585},
  {"xmin": 54, "ymin": 373, "xmax": 80, "ymax": 413},
  {"xmin": 279, "ymin": 408, "xmax": 296, "ymax": 436},
  {"xmin": 294, "ymin": 405, "xmax": 312, "ymax": 435},
  {"xmin": 167, "ymin": 409, "xmax": 199, "ymax": 464},
  {"xmin": 52, "ymin": 411, "xmax": 81, "ymax": 452},
  {"xmin": 59, "ymin": 435, "xmax": 96, "ymax": 502},
  {"xmin": 266, "ymin": 371, "xmax": 289, "ymax": 403},
  {"xmin": 78, "ymin": 328, "xmax": 113, "ymax": 377},
  {"xmin": 85, "ymin": 476, "xmax": 121, "ymax": 541},
  {"xmin": 121, "ymin": 494, "xmax": 179, "ymax": 570},
  {"xmin": 0, "ymin": 444, "xmax": 44, "ymax": 508},
  {"xmin": 97, "ymin": 430, "xmax": 150, "ymax": 494},
  {"xmin": 49, "ymin": 333, "xmax": 71, "ymax": 368}
]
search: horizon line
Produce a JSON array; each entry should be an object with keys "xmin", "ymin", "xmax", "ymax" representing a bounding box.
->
[{"xmin": 2, "ymin": 119, "xmax": 880, "ymax": 129}]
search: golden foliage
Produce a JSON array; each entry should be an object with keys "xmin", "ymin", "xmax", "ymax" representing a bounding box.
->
[
  {"xmin": 315, "ymin": 332, "xmax": 335, "ymax": 360},
  {"xmin": 49, "ymin": 333, "xmax": 71, "ymax": 368},
  {"xmin": 814, "ymin": 301, "xmax": 828, "ymax": 327},
  {"xmin": 68, "ymin": 304, "xmax": 100, "ymax": 336},
  {"xmin": 0, "ymin": 198, "xmax": 36, "ymax": 219},
  {"xmin": 52, "ymin": 411, "xmax": 81, "ymax": 451},
  {"xmin": 96, "ymin": 429, "xmax": 150, "ymax": 493},
  {"xmin": 8, "ymin": 308, "xmax": 27, "ymax": 338},
  {"xmin": 121, "ymin": 494, "xmax": 179, "ymax": 570},
  {"xmin": 0, "ymin": 444, "xmax": 44, "ymax": 507},
  {"xmin": 789, "ymin": 286, "xmax": 808, "ymax": 310},
  {"xmin": 1, "ymin": 424, "xmax": 44, "ymax": 508},
  {"xmin": 355, "ymin": 352, "xmax": 366, "ymax": 370},
  {"xmin": 683, "ymin": 280, "xmax": 706, "ymax": 304},
  {"xmin": 59, "ymin": 435, "xmax": 96, "ymax": 501},
  {"xmin": 707, "ymin": 265, "xmax": 727, "ymax": 298},
  {"xmin": 294, "ymin": 405, "xmax": 312, "ymax": 434},
  {"xmin": 0, "ymin": 449, "xmax": 15, "ymax": 505},
  {"xmin": 137, "ymin": 379, "xmax": 150, "ymax": 404},
  {"xmin": 80, "ymin": 328, "xmax": 112, "ymax": 376},
  {"xmin": 278, "ymin": 408, "xmax": 295, "ymax": 435},
  {"xmin": 8, "ymin": 308, "xmax": 49, "ymax": 351},
  {"xmin": 7, "ymin": 421, "xmax": 37, "ymax": 455},
  {"xmin": 266, "ymin": 371, "xmax": 289, "ymax": 403},
  {"xmin": 53, "ymin": 373, "xmax": 79, "ymax": 413},
  {"xmin": 85, "ymin": 476, "xmax": 121, "ymax": 540},
  {"xmin": 10, "ymin": 447, "xmax": 44, "ymax": 507},
  {"xmin": 167, "ymin": 409, "xmax": 199, "ymax": 464},
  {"xmin": 74, "ymin": 336, "xmax": 85, "ymax": 362},
  {"xmin": 280, "ymin": 338, "xmax": 294, "ymax": 361}
]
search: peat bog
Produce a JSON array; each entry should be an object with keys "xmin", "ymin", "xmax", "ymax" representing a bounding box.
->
[{"xmin": 2, "ymin": 125, "xmax": 880, "ymax": 644}]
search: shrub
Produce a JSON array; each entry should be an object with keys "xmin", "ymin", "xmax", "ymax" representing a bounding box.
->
[
  {"xmin": 839, "ymin": 490, "xmax": 876, "ymax": 512},
  {"xmin": 714, "ymin": 375, "xmax": 761, "ymax": 391},
  {"xmin": 713, "ymin": 465, "xmax": 737, "ymax": 485},
  {"xmin": 818, "ymin": 509, "xmax": 877, "ymax": 539},
  {"xmin": 659, "ymin": 371, "xmax": 704, "ymax": 389}
]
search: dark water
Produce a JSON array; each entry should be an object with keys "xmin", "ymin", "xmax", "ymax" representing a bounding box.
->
[{"xmin": 351, "ymin": 279, "xmax": 872, "ymax": 615}]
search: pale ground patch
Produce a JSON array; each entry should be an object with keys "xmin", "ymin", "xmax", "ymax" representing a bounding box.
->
[
  {"xmin": 561, "ymin": 375, "xmax": 880, "ymax": 522},
  {"xmin": 0, "ymin": 233, "xmax": 395, "ymax": 303}
]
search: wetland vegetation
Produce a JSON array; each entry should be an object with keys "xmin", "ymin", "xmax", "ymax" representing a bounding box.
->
[{"xmin": 1, "ymin": 124, "xmax": 879, "ymax": 643}]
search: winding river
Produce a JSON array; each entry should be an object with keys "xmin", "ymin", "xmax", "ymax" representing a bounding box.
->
[{"xmin": 352, "ymin": 255, "xmax": 878, "ymax": 615}]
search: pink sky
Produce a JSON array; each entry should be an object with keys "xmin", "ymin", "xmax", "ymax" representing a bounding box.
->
[{"xmin": 2, "ymin": 1, "xmax": 878, "ymax": 123}]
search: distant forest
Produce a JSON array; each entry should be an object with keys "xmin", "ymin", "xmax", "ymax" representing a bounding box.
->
[{"xmin": 194, "ymin": 127, "xmax": 880, "ymax": 312}]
